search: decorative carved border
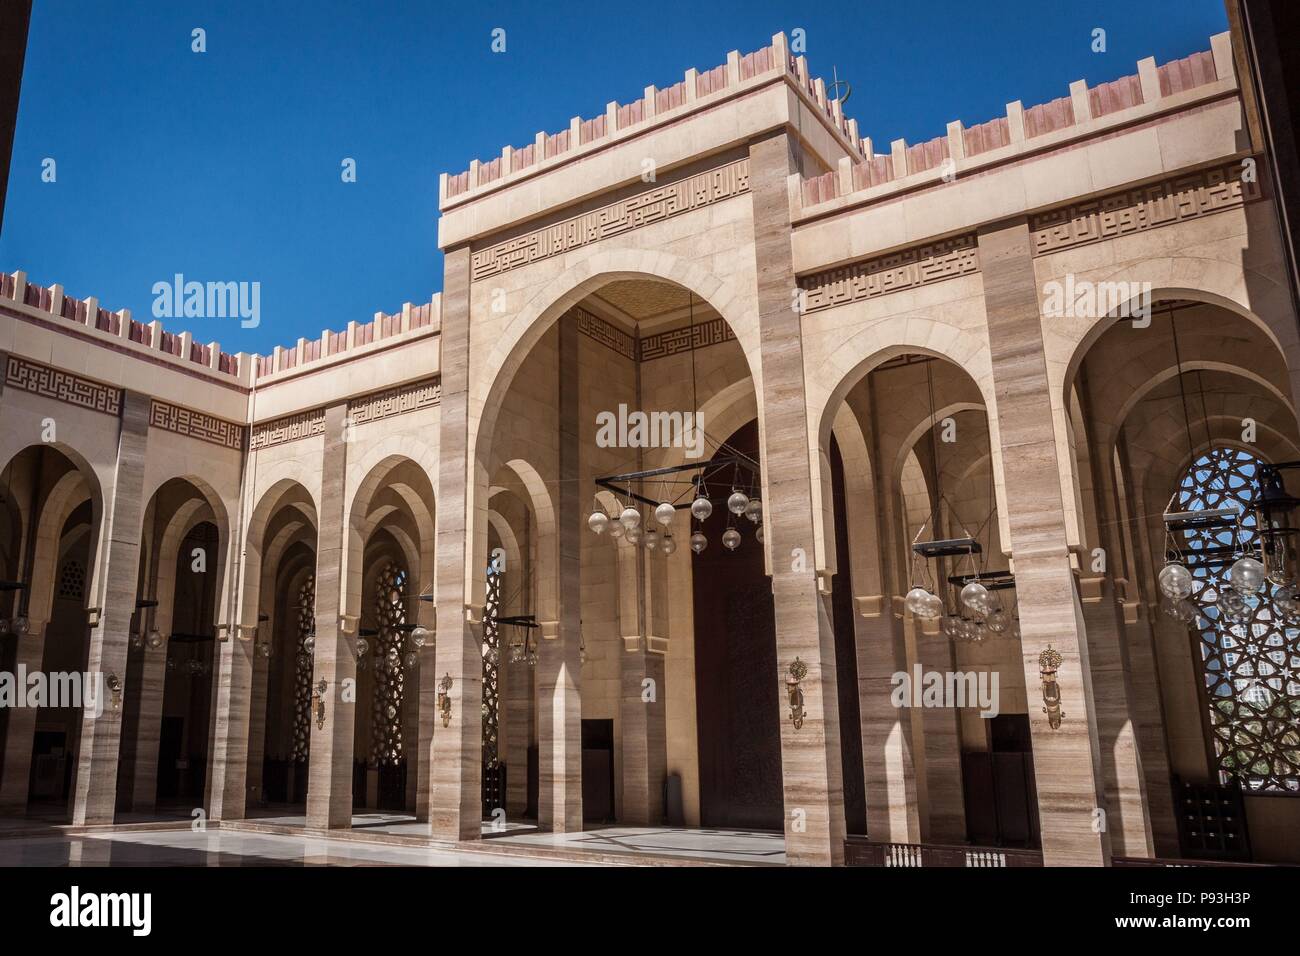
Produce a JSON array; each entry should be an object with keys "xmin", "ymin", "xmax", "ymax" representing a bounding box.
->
[
  {"xmin": 149, "ymin": 399, "xmax": 244, "ymax": 450},
  {"xmin": 251, "ymin": 409, "xmax": 326, "ymax": 450},
  {"xmin": 348, "ymin": 378, "xmax": 442, "ymax": 426},
  {"xmin": 470, "ymin": 159, "xmax": 751, "ymax": 281},
  {"xmin": 797, "ymin": 235, "xmax": 980, "ymax": 314},
  {"xmin": 574, "ymin": 307, "xmax": 636, "ymax": 361},
  {"xmin": 640, "ymin": 315, "xmax": 736, "ymax": 361},
  {"xmin": 1029, "ymin": 161, "xmax": 1263, "ymax": 256},
  {"xmin": 4, "ymin": 355, "xmax": 121, "ymax": 416}
]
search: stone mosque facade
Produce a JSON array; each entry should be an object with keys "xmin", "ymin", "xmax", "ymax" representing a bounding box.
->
[{"xmin": 1, "ymin": 28, "xmax": 1297, "ymax": 866}]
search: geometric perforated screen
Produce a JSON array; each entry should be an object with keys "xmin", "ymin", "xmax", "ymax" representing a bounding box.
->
[{"xmin": 1177, "ymin": 447, "xmax": 1300, "ymax": 791}]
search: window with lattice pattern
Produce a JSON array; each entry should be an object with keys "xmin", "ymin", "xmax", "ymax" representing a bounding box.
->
[
  {"xmin": 57, "ymin": 559, "xmax": 84, "ymax": 601},
  {"xmin": 1175, "ymin": 448, "xmax": 1300, "ymax": 792}
]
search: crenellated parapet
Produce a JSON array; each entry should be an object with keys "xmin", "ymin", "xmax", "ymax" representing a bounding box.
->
[
  {"xmin": 0, "ymin": 270, "xmax": 245, "ymax": 380},
  {"xmin": 249, "ymin": 295, "xmax": 441, "ymax": 383},
  {"xmin": 438, "ymin": 32, "xmax": 867, "ymax": 209},
  {"xmin": 0, "ymin": 269, "xmax": 441, "ymax": 388},
  {"xmin": 796, "ymin": 34, "xmax": 1237, "ymax": 213}
]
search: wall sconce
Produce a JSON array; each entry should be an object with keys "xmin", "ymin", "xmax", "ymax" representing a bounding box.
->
[
  {"xmin": 311, "ymin": 679, "xmax": 329, "ymax": 730},
  {"xmin": 1039, "ymin": 646, "xmax": 1064, "ymax": 730},
  {"xmin": 786, "ymin": 658, "xmax": 808, "ymax": 730},
  {"xmin": 437, "ymin": 672, "xmax": 454, "ymax": 727},
  {"xmin": 105, "ymin": 673, "xmax": 123, "ymax": 712}
]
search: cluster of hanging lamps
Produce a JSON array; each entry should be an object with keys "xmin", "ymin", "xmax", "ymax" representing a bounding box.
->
[
  {"xmin": 588, "ymin": 487, "xmax": 760, "ymax": 555},
  {"xmin": 904, "ymin": 586, "xmax": 944, "ymax": 620},
  {"xmin": 905, "ymin": 574, "xmax": 1017, "ymax": 644},
  {"xmin": 1159, "ymin": 547, "xmax": 1275, "ymax": 626}
]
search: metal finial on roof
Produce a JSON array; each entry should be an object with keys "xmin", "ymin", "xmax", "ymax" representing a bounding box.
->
[{"xmin": 829, "ymin": 65, "xmax": 852, "ymax": 105}]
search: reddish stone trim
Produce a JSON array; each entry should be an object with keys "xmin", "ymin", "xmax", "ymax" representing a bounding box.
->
[
  {"xmin": 252, "ymin": 328, "xmax": 438, "ymax": 390},
  {"xmin": 0, "ymin": 303, "xmax": 246, "ymax": 392},
  {"xmin": 792, "ymin": 93, "xmax": 1244, "ymax": 231},
  {"xmin": 442, "ymin": 74, "xmax": 802, "ymax": 212}
]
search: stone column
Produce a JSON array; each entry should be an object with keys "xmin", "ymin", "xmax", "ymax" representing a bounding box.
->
[
  {"xmin": 413, "ymin": 594, "xmax": 437, "ymax": 820},
  {"xmin": 1077, "ymin": 576, "xmax": 1154, "ymax": 856},
  {"xmin": 130, "ymin": 525, "xmax": 179, "ymax": 814},
  {"xmin": 305, "ymin": 404, "xmax": 355, "ymax": 828},
  {"xmin": 750, "ymin": 131, "xmax": 846, "ymax": 865},
  {"xmin": 912, "ymin": 615, "xmax": 969, "ymax": 841},
  {"xmin": 206, "ymin": 631, "xmax": 255, "ymax": 820},
  {"xmin": 620, "ymin": 545, "xmax": 667, "ymax": 825},
  {"xmin": 1076, "ymin": 367, "xmax": 1160, "ymax": 857},
  {"xmin": 430, "ymin": 245, "xmax": 485, "ymax": 841},
  {"xmin": 978, "ymin": 219, "xmax": 1110, "ymax": 865},
  {"xmin": 129, "ymin": 646, "xmax": 169, "ymax": 811},
  {"xmin": 854, "ymin": 388, "xmax": 922, "ymax": 842},
  {"xmin": 501, "ymin": 578, "xmax": 533, "ymax": 818},
  {"xmin": 245, "ymin": 624, "xmax": 271, "ymax": 807},
  {"xmin": 71, "ymin": 390, "xmax": 150, "ymax": 826},
  {"xmin": 1112, "ymin": 438, "xmax": 1180, "ymax": 855},
  {"xmin": 854, "ymin": 605, "xmax": 922, "ymax": 842},
  {"xmin": 620, "ymin": 646, "xmax": 666, "ymax": 824},
  {"xmin": 537, "ymin": 315, "xmax": 583, "ymax": 832},
  {"xmin": 0, "ymin": 619, "xmax": 48, "ymax": 814}
]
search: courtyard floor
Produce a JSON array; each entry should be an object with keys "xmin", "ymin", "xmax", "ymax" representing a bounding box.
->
[{"xmin": 0, "ymin": 812, "xmax": 787, "ymax": 867}]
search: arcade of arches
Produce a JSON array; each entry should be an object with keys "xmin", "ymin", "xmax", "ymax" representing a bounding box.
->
[{"xmin": 1, "ymin": 27, "xmax": 1298, "ymax": 866}]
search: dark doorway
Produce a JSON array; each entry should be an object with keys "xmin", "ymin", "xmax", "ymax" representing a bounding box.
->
[
  {"xmin": 156, "ymin": 716, "xmax": 184, "ymax": 802},
  {"xmin": 828, "ymin": 436, "xmax": 868, "ymax": 834},
  {"xmin": 581, "ymin": 718, "xmax": 615, "ymax": 823},
  {"xmin": 961, "ymin": 713, "xmax": 1040, "ymax": 848},
  {"xmin": 154, "ymin": 522, "xmax": 218, "ymax": 808},
  {"xmin": 692, "ymin": 420, "xmax": 783, "ymax": 830}
]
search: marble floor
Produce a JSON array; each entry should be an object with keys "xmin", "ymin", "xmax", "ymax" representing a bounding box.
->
[
  {"xmin": 0, "ymin": 814, "xmax": 786, "ymax": 866},
  {"xmin": 488, "ymin": 826, "xmax": 787, "ymax": 865},
  {"xmin": 0, "ymin": 827, "xmax": 591, "ymax": 866}
]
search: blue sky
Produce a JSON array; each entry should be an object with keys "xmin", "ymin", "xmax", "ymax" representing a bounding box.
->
[{"xmin": 1, "ymin": 0, "xmax": 1227, "ymax": 355}]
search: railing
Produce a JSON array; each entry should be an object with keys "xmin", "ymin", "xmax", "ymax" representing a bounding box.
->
[
  {"xmin": 845, "ymin": 837, "xmax": 1042, "ymax": 867},
  {"xmin": 845, "ymin": 838, "xmax": 1278, "ymax": 867}
]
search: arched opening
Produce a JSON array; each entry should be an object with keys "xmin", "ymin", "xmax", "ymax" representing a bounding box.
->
[
  {"xmin": 241, "ymin": 480, "xmax": 318, "ymax": 818},
  {"xmin": 0, "ymin": 445, "xmax": 98, "ymax": 822},
  {"xmin": 117, "ymin": 476, "xmax": 227, "ymax": 818},
  {"xmin": 478, "ymin": 269, "xmax": 782, "ymax": 836},
  {"xmin": 816, "ymin": 350, "xmax": 1014, "ymax": 847},
  {"xmin": 342, "ymin": 455, "xmax": 435, "ymax": 822},
  {"xmin": 690, "ymin": 418, "xmax": 782, "ymax": 829},
  {"xmin": 1067, "ymin": 296, "xmax": 1300, "ymax": 862},
  {"xmin": 253, "ymin": 540, "xmax": 316, "ymax": 810},
  {"xmin": 153, "ymin": 520, "xmax": 219, "ymax": 807}
]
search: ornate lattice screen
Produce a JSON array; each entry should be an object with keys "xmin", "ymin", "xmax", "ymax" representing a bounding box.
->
[
  {"xmin": 371, "ymin": 563, "xmax": 407, "ymax": 767},
  {"xmin": 483, "ymin": 566, "xmax": 501, "ymax": 767},
  {"xmin": 292, "ymin": 574, "xmax": 315, "ymax": 762},
  {"xmin": 1176, "ymin": 448, "xmax": 1300, "ymax": 791}
]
